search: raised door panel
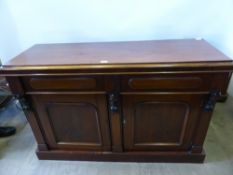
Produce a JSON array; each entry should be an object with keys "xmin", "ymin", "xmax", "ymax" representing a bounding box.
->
[
  {"xmin": 123, "ymin": 94, "xmax": 205, "ymax": 151},
  {"xmin": 31, "ymin": 94, "xmax": 111, "ymax": 151}
]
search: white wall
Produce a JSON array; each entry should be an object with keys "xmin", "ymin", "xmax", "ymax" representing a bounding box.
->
[{"xmin": 0, "ymin": 0, "xmax": 233, "ymax": 64}]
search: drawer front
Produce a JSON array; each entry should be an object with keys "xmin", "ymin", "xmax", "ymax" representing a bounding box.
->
[
  {"xmin": 22, "ymin": 76, "xmax": 104, "ymax": 91},
  {"xmin": 121, "ymin": 74, "xmax": 213, "ymax": 92}
]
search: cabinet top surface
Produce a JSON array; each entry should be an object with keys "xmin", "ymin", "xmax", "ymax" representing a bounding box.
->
[
  {"xmin": 2, "ymin": 39, "xmax": 232, "ymax": 72},
  {"xmin": 4, "ymin": 39, "xmax": 232, "ymax": 65}
]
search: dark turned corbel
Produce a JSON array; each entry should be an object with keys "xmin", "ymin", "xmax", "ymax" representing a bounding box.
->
[
  {"xmin": 109, "ymin": 92, "xmax": 119, "ymax": 113},
  {"xmin": 203, "ymin": 91, "xmax": 221, "ymax": 112},
  {"xmin": 14, "ymin": 95, "xmax": 30, "ymax": 111}
]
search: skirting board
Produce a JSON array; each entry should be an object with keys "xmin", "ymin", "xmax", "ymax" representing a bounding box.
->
[{"xmin": 36, "ymin": 150, "xmax": 205, "ymax": 163}]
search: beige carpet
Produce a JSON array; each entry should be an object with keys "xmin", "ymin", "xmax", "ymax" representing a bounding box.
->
[
  {"xmin": 0, "ymin": 99, "xmax": 27, "ymax": 148},
  {"xmin": 0, "ymin": 79, "xmax": 233, "ymax": 175}
]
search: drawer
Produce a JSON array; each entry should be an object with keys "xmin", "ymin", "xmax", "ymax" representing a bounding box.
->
[
  {"xmin": 121, "ymin": 74, "xmax": 213, "ymax": 92},
  {"xmin": 22, "ymin": 76, "xmax": 104, "ymax": 91}
]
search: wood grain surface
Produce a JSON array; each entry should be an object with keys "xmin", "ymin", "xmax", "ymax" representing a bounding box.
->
[{"xmin": 4, "ymin": 39, "xmax": 231, "ymax": 67}]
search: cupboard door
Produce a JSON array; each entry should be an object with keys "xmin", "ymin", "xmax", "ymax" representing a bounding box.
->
[
  {"xmin": 31, "ymin": 94, "xmax": 111, "ymax": 151},
  {"xmin": 122, "ymin": 93, "xmax": 205, "ymax": 151}
]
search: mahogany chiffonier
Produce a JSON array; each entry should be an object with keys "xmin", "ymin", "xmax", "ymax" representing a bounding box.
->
[{"xmin": 1, "ymin": 39, "xmax": 233, "ymax": 163}]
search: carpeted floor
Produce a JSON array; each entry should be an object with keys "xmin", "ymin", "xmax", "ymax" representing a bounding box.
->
[{"xmin": 0, "ymin": 79, "xmax": 232, "ymax": 175}]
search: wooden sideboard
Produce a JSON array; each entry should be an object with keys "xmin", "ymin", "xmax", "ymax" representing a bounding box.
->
[{"xmin": 1, "ymin": 39, "xmax": 233, "ymax": 163}]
